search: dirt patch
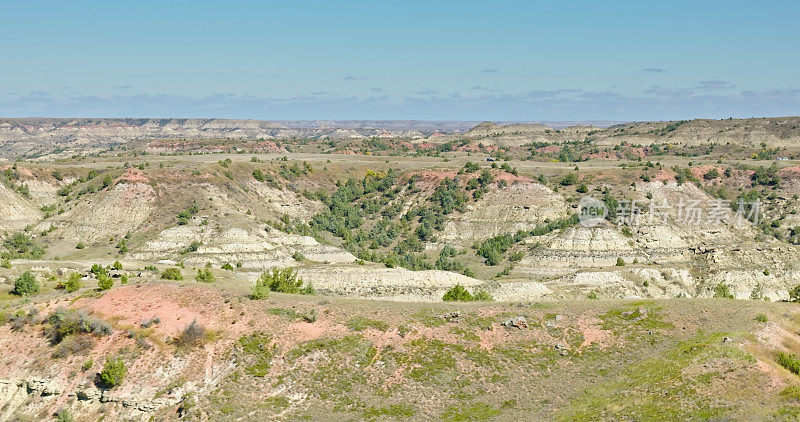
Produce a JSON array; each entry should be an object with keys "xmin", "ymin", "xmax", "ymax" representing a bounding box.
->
[
  {"xmin": 575, "ymin": 316, "xmax": 613, "ymax": 350},
  {"xmin": 118, "ymin": 168, "xmax": 149, "ymax": 184},
  {"xmin": 77, "ymin": 285, "xmax": 208, "ymax": 336}
]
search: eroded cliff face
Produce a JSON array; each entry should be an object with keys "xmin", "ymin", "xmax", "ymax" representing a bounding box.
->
[
  {"xmin": 0, "ymin": 183, "xmax": 40, "ymax": 232},
  {"xmin": 506, "ymin": 180, "xmax": 799, "ymax": 300},
  {"xmin": 131, "ymin": 225, "xmax": 355, "ymax": 269},
  {"xmin": 440, "ymin": 181, "xmax": 570, "ymax": 247}
]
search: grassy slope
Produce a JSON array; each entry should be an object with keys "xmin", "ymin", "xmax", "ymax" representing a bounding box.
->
[
  {"xmin": 197, "ymin": 295, "xmax": 799, "ymax": 420},
  {"xmin": 1, "ymin": 276, "xmax": 800, "ymax": 420}
]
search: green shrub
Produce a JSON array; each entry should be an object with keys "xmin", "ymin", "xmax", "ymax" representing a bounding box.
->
[
  {"xmin": 713, "ymin": 283, "xmax": 733, "ymax": 299},
  {"xmin": 76, "ymin": 242, "xmax": 85, "ymax": 249},
  {"xmin": 59, "ymin": 273, "xmax": 82, "ymax": 293},
  {"xmin": 0, "ymin": 258, "xmax": 10, "ymax": 269},
  {"xmin": 777, "ymin": 352, "xmax": 800, "ymax": 375},
  {"xmin": 97, "ymin": 357, "xmax": 126, "ymax": 388},
  {"xmin": 253, "ymin": 267, "xmax": 313, "ymax": 296},
  {"xmin": 703, "ymin": 168, "xmax": 720, "ymax": 180},
  {"xmin": 509, "ymin": 251, "xmax": 524, "ymax": 262},
  {"xmin": 2, "ymin": 232, "xmax": 45, "ymax": 259},
  {"xmin": 46, "ymin": 307, "xmax": 112, "ymax": 344},
  {"xmin": 195, "ymin": 268, "xmax": 215, "ymax": 283},
  {"xmin": 755, "ymin": 314, "xmax": 768, "ymax": 323},
  {"xmin": 476, "ymin": 234, "xmax": 514, "ymax": 266},
  {"xmin": 472, "ymin": 289, "xmax": 494, "ymax": 301},
  {"xmin": 12, "ymin": 271, "xmax": 39, "ymax": 296},
  {"xmin": 90, "ymin": 263, "xmax": 108, "ymax": 278},
  {"xmin": 560, "ymin": 173, "xmax": 578, "ymax": 186},
  {"xmin": 616, "ymin": 257, "xmax": 625, "ymax": 266},
  {"xmin": 462, "ymin": 162, "xmax": 480, "ymax": 173},
  {"xmin": 789, "ymin": 285, "xmax": 800, "ymax": 302},
  {"xmin": 183, "ymin": 240, "xmax": 202, "ymax": 254},
  {"xmin": 176, "ymin": 203, "xmax": 200, "ymax": 225},
  {"xmin": 55, "ymin": 408, "xmax": 74, "ymax": 422},
  {"xmin": 161, "ymin": 268, "xmax": 183, "ymax": 280},
  {"xmin": 252, "ymin": 169, "xmax": 266, "ymax": 182},
  {"xmin": 221, "ymin": 263, "xmax": 234, "ymax": 271},
  {"xmin": 250, "ymin": 281, "xmax": 270, "ymax": 300},
  {"xmin": 97, "ymin": 275, "xmax": 113, "ymax": 291},
  {"xmin": 112, "ymin": 260, "xmax": 122, "ymax": 270},
  {"xmin": 442, "ymin": 284, "xmax": 473, "ymax": 302}
]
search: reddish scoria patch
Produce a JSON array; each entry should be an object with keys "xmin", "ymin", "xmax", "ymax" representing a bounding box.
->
[
  {"xmin": 778, "ymin": 165, "xmax": 800, "ymax": 176},
  {"xmin": 118, "ymin": 168, "xmax": 149, "ymax": 183},
  {"xmin": 655, "ymin": 168, "xmax": 676, "ymax": 181},
  {"xmin": 76, "ymin": 285, "xmax": 209, "ymax": 337},
  {"xmin": 575, "ymin": 316, "xmax": 613, "ymax": 350}
]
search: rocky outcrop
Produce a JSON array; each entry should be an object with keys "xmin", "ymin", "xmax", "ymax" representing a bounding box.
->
[
  {"xmin": 51, "ymin": 182, "xmax": 155, "ymax": 243},
  {"xmin": 131, "ymin": 225, "xmax": 354, "ymax": 269},
  {"xmin": 440, "ymin": 182, "xmax": 570, "ymax": 246},
  {"xmin": 0, "ymin": 183, "xmax": 41, "ymax": 232},
  {"xmin": 296, "ymin": 266, "xmax": 486, "ymax": 301}
]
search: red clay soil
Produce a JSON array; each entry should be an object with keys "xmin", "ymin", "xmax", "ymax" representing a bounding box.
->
[{"xmin": 118, "ymin": 168, "xmax": 150, "ymax": 184}]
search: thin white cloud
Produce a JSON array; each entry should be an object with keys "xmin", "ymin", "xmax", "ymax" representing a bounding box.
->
[
  {"xmin": 2, "ymin": 87, "xmax": 799, "ymax": 121},
  {"xmin": 696, "ymin": 80, "xmax": 735, "ymax": 90},
  {"xmin": 645, "ymin": 85, "xmax": 694, "ymax": 97}
]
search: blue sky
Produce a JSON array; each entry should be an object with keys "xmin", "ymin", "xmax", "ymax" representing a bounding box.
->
[{"xmin": 1, "ymin": 0, "xmax": 798, "ymax": 121}]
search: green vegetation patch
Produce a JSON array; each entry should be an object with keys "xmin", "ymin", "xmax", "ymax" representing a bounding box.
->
[
  {"xmin": 442, "ymin": 402, "xmax": 501, "ymax": 421},
  {"xmin": 600, "ymin": 303, "xmax": 674, "ymax": 334},
  {"xmin": 347, "ymin": 316, "xmax": 389, "ymax": 332},
  {"xmin": 556, "ymin": 333, "xmax": 746, "ymax": 421},
  {"xmin": 362, "ymin": 404, "xmax": 416, "ymax": 419},
  {"xmin": 238, "ymin": 333, "xmax": 275, "ymax": 377}
]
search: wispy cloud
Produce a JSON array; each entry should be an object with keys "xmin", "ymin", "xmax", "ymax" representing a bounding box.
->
[
  {"xmin": 645, "ymin": 85, "xmax": 694, "ymax": 97},
  {"xmin": 696, "ymin": 80, "xmax": 735, "ymax": 90},
  {"xmin": 643, "ymin": 67, "xmax": 665, "ymax": 73},
  {"xmin": 479, "ymin": 69, "xmax": 499, "ymax": 73},
  {"xmin": 342, "ymin": 75, "xmax": 367, "ymax": 81},
  {"xmin": 369, "ymin": 87, "xmax": 384, "ymax": 92},
  {"xmin": 2, "ymin": 87, "xmax": 799, "ymax": 121}
]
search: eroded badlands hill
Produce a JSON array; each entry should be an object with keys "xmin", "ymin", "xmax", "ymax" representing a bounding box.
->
[
  {"xmin": 1, "ymin": 137, "xmax": 800, "ymax": 302},
  {"xmin": 2, "ymin": 116, "xmax": 800, "ymax": 419}
]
